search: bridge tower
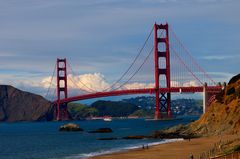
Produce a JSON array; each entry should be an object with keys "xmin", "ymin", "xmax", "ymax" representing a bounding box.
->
[
  {"xmin": 154, "ymin": 23, "xmax": 171, "ymax": 119},
  {"xmin": 56, "ymin": 58, "xmax": 69, "ymax": 120}
]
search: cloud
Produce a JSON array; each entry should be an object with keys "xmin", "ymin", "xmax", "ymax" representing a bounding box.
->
[
  {"xmin": 171, "ymin": 80, "xmax": 180, "ymax": 87},
  {"xmin": 0, "ymin": 0, "xmax": 239, "ymax": 98},
  {"xmin": 41, "ymin": 73, "xmax": 155, "ymax": 92},
  {"xmin": 68, "ymin": 73, "xmax": 110, "ymax": 92},
  {"xmin": 201, "ymin": 55, "xmax": 240, "ymax": 60},
  {"xmin": 41, "ymin": 72, "xmax": 205, "ymax": 93},
  {"xmin": 0, "ymin": 52, "xmax": 18, "ymax": 57},
  {"xmin": 183, "ymin": 81, "xmax": 199, "ymax": 87},
  {"xmin": 206, "ymin": 72, "xmax": 235, "ymax": 82},
  {"xmin": 1, "ymin": 70, "xmax": 231, "ymax": 102},
  {"xmin": 123, "ymin": 82, "xmax": 154, "ymax": 89}
]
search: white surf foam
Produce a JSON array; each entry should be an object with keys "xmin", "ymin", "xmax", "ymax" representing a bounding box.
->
[{"xmin": 60, "ymin": 138, "xmax": 183, "ymax": 159}]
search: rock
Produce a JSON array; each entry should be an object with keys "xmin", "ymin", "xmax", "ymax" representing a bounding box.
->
[
  {"xmin": 59, "ymin": 123, "xmax": 83, "ymax": 131},
  {"xmin": 151, "ymin": 124, "xmax": 196, "ymax": 139},
  {"xmin": 88, "ymin": 128, "xmax": 113, "ymax": 133},
  {"xmin": 97, "ymin": 137, "xmax": 118, "ymax": 140},
  {"xmin": 122, "ymin": 135, "xmax": 146, "ymax": 139},
  {"xmin": 0, "ymin": 85, "xmax": 55, "ymax": 122}
]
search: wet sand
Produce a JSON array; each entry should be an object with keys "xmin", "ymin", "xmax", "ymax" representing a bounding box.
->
[{"xmin": 91, "ymin": 135, "xmax": 236, "ymax": 159}]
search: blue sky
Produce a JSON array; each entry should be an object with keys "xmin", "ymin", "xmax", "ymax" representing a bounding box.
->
[{"xmin": 0, "ymin": 0, "xmax": 239, "ymax": 99}]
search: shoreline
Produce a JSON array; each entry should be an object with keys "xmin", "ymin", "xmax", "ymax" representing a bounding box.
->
[
  {"xmin": 90, "ymin": 135, "xmax": 238, "ymax": 159},
  {"xmin": 78, "ymin": 139, "xmax": 183, "ymax": 159}
]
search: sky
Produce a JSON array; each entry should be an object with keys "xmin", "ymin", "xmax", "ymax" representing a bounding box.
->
[{"xmin": 0, "ymin": 0, "xmax": 239, "ymax": 101}]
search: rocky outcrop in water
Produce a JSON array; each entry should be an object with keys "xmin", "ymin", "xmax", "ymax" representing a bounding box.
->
[
  {"xmin": 59, "ymin": 123, "xmax": 83, "ymax": 131},
  {"xmin": 0, "ymin": 85, "xmax": 54, "ymax": 122}
]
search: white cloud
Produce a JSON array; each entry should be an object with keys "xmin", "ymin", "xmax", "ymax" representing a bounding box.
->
[
  {"xmin": 171, "ymin": 80, "xmax": 180, "ymax": 87},
  {"xmin": 183, "ymin": 81, "xmax": 199, "ymax": 87},
  {"xmin": 201, "ymin": 55, "xmax": 240, "ymax": 60},
  {"xmin": 123, "ymin": 82, "xmax": 154, "ymax": 89},
  {"xmin": 68, "ymin": 73, "xmax": 110, "ymax": 92},
  {"xmin": 41, "ymin": 73, "xmax": 156, "ymax": 93}
]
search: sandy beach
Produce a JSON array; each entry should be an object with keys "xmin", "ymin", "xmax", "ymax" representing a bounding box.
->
[{"xmin": 91, "ymin": 135, "xmax": 237, "ymax": 159}]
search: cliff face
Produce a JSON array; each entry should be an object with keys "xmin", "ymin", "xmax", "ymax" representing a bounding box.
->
[
  {"xmin": 0, "ymin": 85, "xmax": 55, "ymax": 122},
  {"xmin": 189, "ymin": 74, "xmax": 240, "ymax": 135}
]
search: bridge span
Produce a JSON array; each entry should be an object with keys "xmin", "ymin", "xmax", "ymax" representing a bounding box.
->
[{"xmin": 46, "ymin": 23, "xmax": 223, "ymax": 120}]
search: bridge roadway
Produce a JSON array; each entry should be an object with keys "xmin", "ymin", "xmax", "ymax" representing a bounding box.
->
[{"xmin": 55, "ymin": 86, "xmax": 222, "ymax": 104}]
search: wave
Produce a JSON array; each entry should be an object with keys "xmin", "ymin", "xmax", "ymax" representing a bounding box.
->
[{"xmin": 61, "ymin": 138, "xmax": 183, "ymax": 159}]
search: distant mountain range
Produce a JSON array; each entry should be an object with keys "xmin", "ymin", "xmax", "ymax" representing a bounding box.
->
[
  {"xmin": 122, "ymin": 96, "xmax": 203, "ymax": 116},
  {"xmin": 68, "ymin": 97, "xmax": 203, "ymax": 119}
]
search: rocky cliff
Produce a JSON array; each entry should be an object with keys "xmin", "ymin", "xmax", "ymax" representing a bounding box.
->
[
  {"xmin": 154, "ymin": 74, "xmax": 240, "ymax": 138},
  {"xmin": 189, "ymin": 74, "xmax": 240, "ymax": 135},
  {"xmin": 0, "ymin": 85, "xmax": 54, "ymax": 122}
]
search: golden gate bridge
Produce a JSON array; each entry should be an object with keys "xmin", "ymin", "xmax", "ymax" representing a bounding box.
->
[{"xmin": 45, "ymin": 23, "xmax": 223, "ymax": 121}]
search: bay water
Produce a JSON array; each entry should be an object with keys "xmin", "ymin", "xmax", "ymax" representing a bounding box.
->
[{"xmin": 0, "ymin": 116, "xmax": 198, "ymax": 159}]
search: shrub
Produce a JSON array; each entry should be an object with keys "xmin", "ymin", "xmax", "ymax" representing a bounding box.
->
[
  {"xmin": 226, "ymin": 87, "xmax": 235, "ymax": 95},
  {"xmin": 233, "ymin": 145, "xmax": 240, "ymax": 152},
  {"xmin": 216, "ymin": 91, "xmax": 224, "ymax": 103},
  {"xmin": 236, "ymin": 87, "xmax": 240, "ymax": 98}
]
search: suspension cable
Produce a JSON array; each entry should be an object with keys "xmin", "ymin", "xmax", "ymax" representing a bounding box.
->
[
  {"xmin": 45, "ymin": 62, "xmax": 57, "ymax": 98},
  {"xmin": 111, "ymin": 29, "xmax": 164, "ymax": 90},
  {"xmin": 166, "ymin": 38, "xmax": 204, "ymax": 85},
  {"xmin": 102, "ymin": 27, "xmax": 154, "ymax": 91},
  {"xmin": 169, "ymin": 26, "xmax": 216, "ymax": 85},
  {"xmin": 112, "ymin": 46, "xmax": 154, "ymax": 91}
]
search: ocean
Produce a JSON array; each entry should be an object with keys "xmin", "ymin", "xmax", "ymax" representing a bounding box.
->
[{"xmin": 0, "ymin": 116, "xmax": 198, "ymax": 159}]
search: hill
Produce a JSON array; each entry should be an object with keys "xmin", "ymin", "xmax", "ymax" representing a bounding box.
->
[
  {"xmin": 68, "ymin": 103, "xmax": 98, "ymax": 119},
  {"xmin": 157, "ymin": 74, "xmax": 240, "ymax": 137},
  {"xmin": 91, "ymin": 100, "xmax": 139, "ymax": 117},
  {"xmin": 188, "ymin": 74, "xmax": 240, "ymax": 135},
  {"xmin": 0, "ymin": 85, "xmax": 54, "ymax": 122},
  {"xmin": 68, "ymin": 98, "xmax": 203, "ymax": 119},
  {"xmin": 123, "ymin": 97, "xmax": 203, "ymax": 116}
]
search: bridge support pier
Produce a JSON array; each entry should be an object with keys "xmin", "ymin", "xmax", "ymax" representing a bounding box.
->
[
  {"xmin": 203, "ymin": 83, "xmax": 222, "ymax": 113},
  {"xmin": 154, "ymin": 23, "xmax": 171, "ymax": 119}
]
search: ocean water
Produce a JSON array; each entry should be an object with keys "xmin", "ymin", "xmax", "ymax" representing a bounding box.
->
[{"xmin": 0, "ymin": 117, "xmax": 198, "ymax": 159}]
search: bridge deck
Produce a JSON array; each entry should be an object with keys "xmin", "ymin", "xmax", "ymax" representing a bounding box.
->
[{"xmin": 55, "ymin": 86, "xmax": 222, "ymax": 104}]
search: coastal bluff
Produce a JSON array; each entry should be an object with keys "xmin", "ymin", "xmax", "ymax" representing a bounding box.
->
[
  {"xmin": 0, "ymin": 85, "xmax": 54, "ymax": 122},
  {"xmin": 155, "ymin": 74, "xmax": 240, "ymax": 138},
  {"xmin": 189, "ymin": 73, "xmax": 240, "ymax": 135}
]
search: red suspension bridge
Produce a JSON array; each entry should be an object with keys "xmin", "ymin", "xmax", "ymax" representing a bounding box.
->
[{"xmin": 45, "ymin": 23, "xmax": 223, "ymax": 121}]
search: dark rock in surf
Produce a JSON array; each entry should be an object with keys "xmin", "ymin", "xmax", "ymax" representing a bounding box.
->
[
  {"xmin": 88, "ymin": 128, "xmax": 113, "ymax": 133},
  {"xmin": 97, "ymin": 137, "xmax": 118, "ymax": 140},
  {"xmin": 122, "ymin": 135, "xmax": 146, "ymax": 139}
]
